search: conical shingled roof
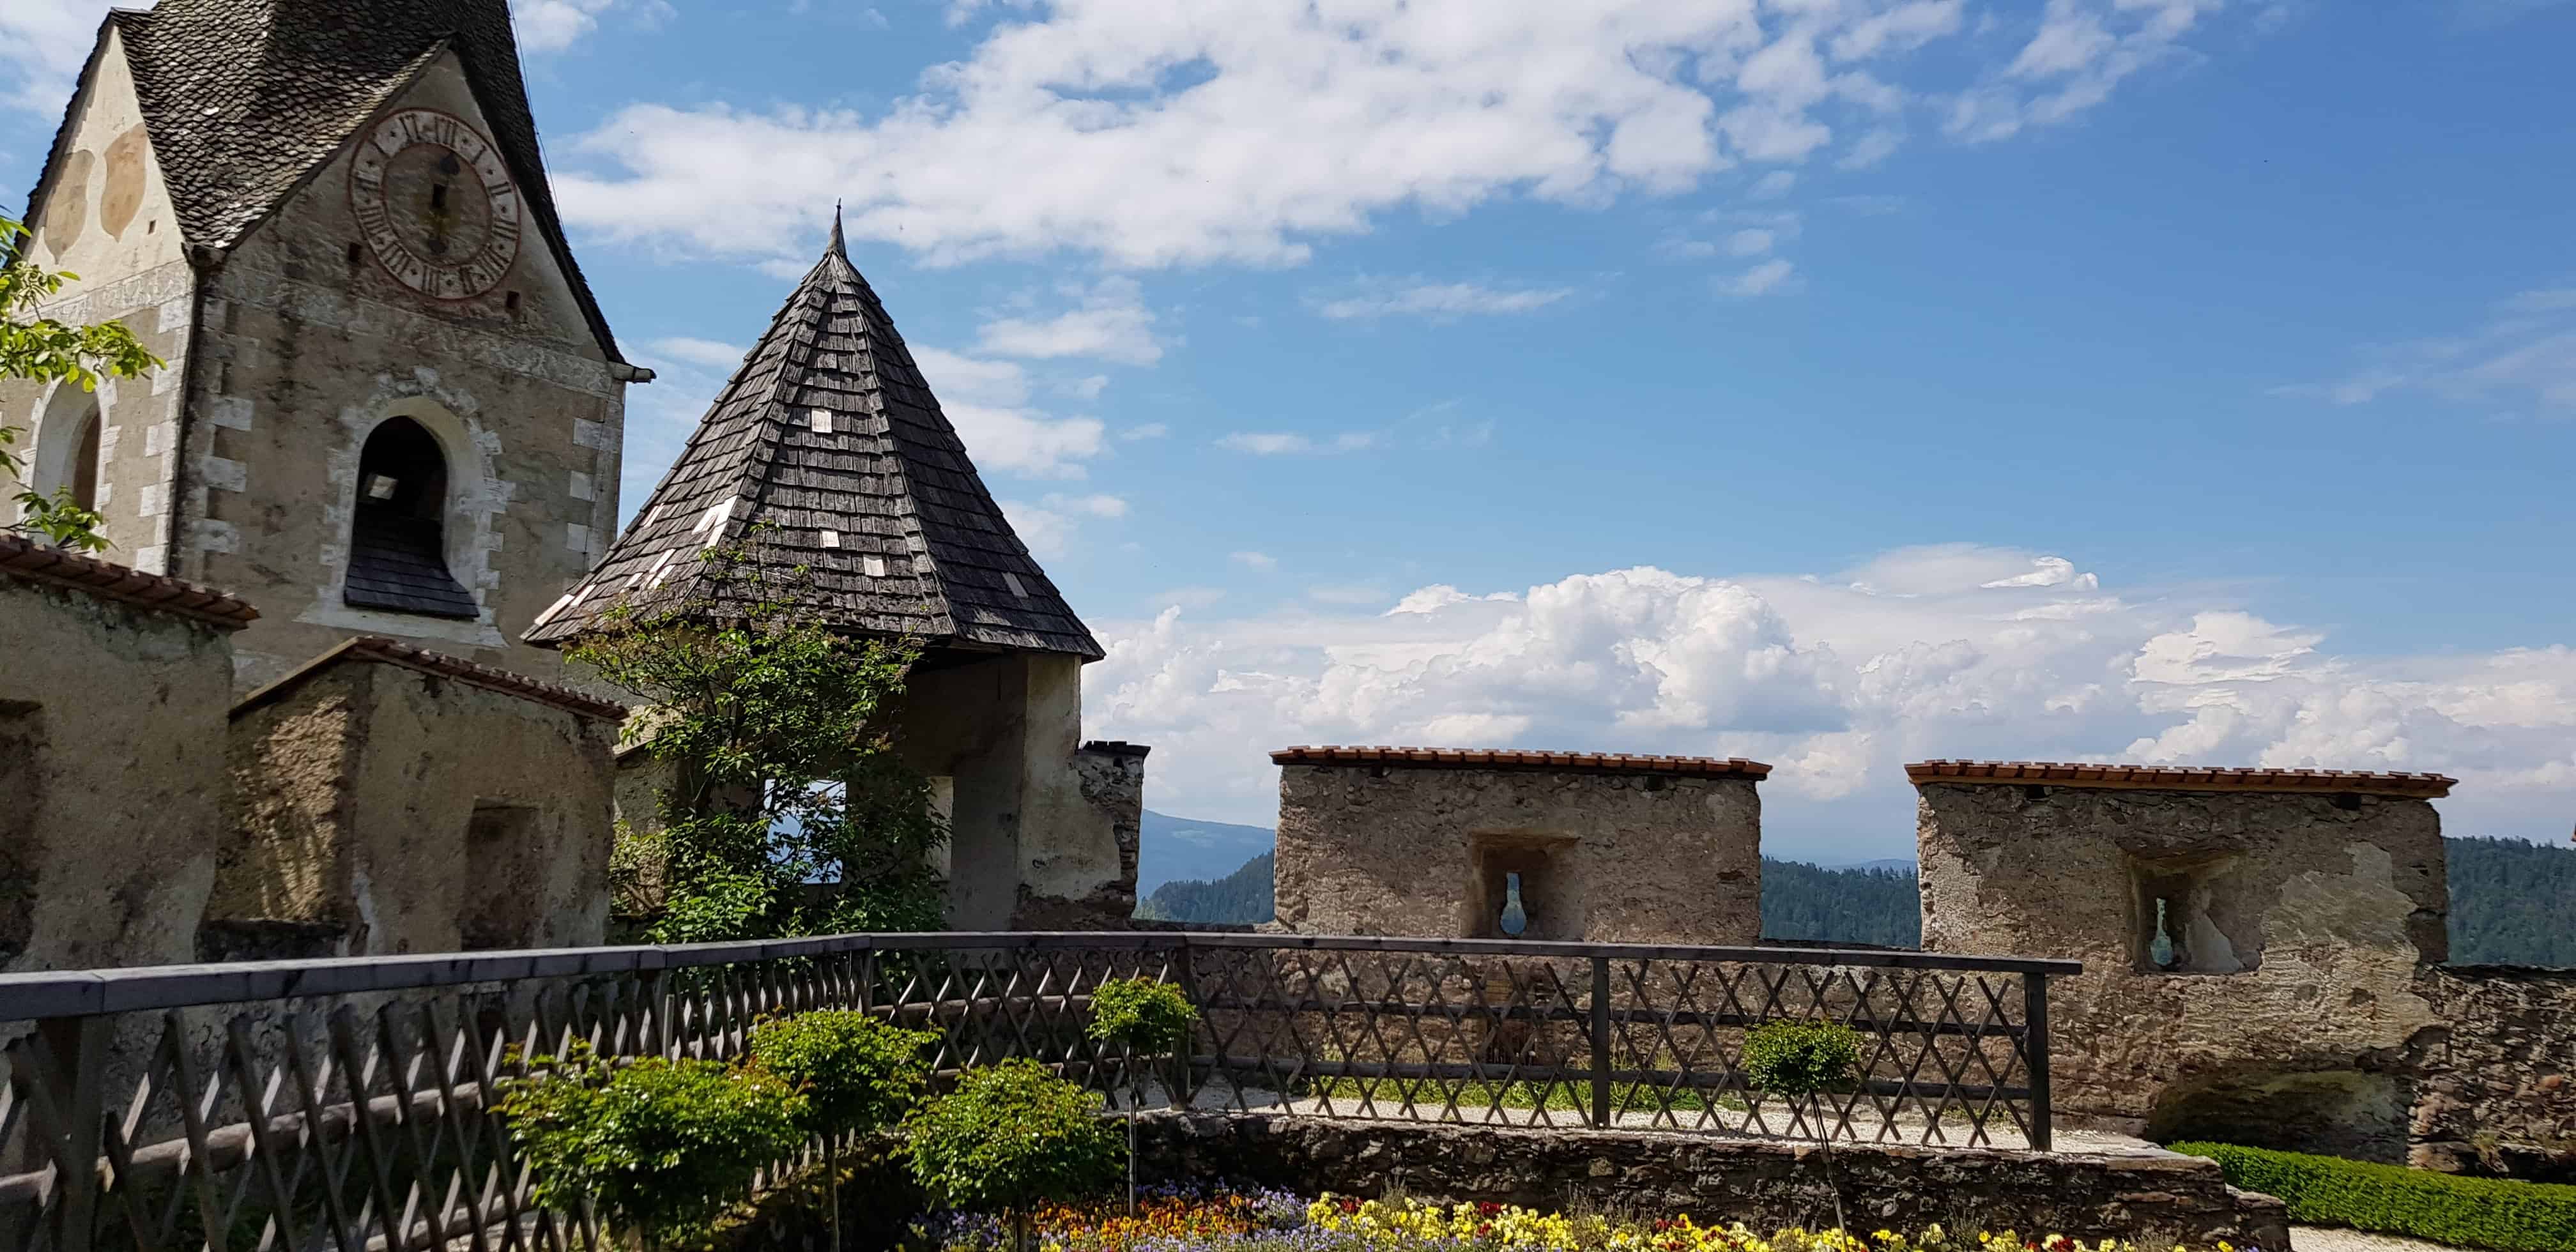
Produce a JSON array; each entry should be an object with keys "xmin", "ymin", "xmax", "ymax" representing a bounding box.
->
[{"xmin": 526, "ymin": 221, "xmax": 1103, "ymax": 660}]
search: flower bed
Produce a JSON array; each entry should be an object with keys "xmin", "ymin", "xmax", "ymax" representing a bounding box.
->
[{"xmin": 912, "ymin": 1189, "xmax": 2264, "ymax": 1252}]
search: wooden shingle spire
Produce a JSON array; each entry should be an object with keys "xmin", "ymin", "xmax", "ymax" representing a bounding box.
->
[{"xmin": 528, "ymin": 224, "xmax": 1103, "ymax": 659}]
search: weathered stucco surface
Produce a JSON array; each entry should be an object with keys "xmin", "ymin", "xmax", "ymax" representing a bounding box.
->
[
  {"xmin": 2407, "ymin": 965, "xmax": 2576, "ymax": 1180},
  {"xmin": 889, "ymin": 652, "xmax": 1140, "ymax": 930},
  {"xmin": 1275, "ymin": 764, "xmax": 1762, "ymax": 944},
  {"xmin": 1915, "ymin": 781, "xmax": 2449, "ymax": 1145},
  {"xmin": 214, "ymin": 655, "xmax": 617, "ymax": 956},
  {"xmin": 0, "ymin": 577, "xmax": 238, "ymax": 972}
]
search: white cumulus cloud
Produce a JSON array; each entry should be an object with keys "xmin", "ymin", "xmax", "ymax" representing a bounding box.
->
[
  {"xmin": 1314, "ymin": 281, "xmax": 1574, "ymax": 321},
  {"xmin": 552, "ymin": 0, "xmax": 2251, "ymax": 269},
  {"xmin": 976, "ymin": 277, "xmax": 1165, "ymax": 365},
  {"xmin": 1082, "ymin": 544, "xmax": 2576, "ymax": 858}
]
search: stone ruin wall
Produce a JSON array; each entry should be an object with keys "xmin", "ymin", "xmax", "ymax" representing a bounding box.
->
[
  {"xmin": 1271, "ymin": 749, "xmax": 1766, "ymax": 946},
  {"xmin": 1910, "ymin": 763, "xmax": 2575, "ymax": 1179},
  {"xmin": 2407, "ymin": 965, "xmax": 2576, "ymax": 1179}
]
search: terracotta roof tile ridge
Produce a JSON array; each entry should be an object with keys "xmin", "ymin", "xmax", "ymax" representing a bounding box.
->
[
  {"xmin": 1903, "ymin": 758, "xmax": 2456, "ymax": 798},
  {"xmin": 1271, "ymin": 745, "xmax": 1772, "ymax": 779},
  {"xmin": 0, "ymin": 534, "xmax": 259, "ymax": 629},
  {"xmin": 233, "ymin": 636, "xmax": 627, "ymax": 722}
]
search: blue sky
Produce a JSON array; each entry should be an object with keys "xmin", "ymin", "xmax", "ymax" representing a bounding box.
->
[{"xmin": 6, "ymin": 0, "xmax": 2573, "ymax": 860}]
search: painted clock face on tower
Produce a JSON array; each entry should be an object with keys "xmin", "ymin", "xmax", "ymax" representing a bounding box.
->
[{"xmin": 349, "ymin": 109, "xmax": 523, "ymax": 301}]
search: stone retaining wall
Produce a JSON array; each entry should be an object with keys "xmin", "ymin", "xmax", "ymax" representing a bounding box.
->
[
  {"xmin": 1131, "ymin": 1114, "xmax": 2290, "ymax": 1249},
  {"xmin": 2409, "ymin": 965, "xmax": 2576, "ymax": 1180}
]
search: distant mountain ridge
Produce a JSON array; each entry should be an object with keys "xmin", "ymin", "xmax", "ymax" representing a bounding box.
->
[
  {"xmin": 1138, "ymin": 809, "xmax": 1276, "ymax": 895},
  {"xmin": 1131, "ymin": 818, "xmax": 2576, "ymax": 968}
]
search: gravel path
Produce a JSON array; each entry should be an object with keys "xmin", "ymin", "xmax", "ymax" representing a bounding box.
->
[{"xmin": 2290, "ymin": 1227, "xmax": 2462, "ymax": 1252}]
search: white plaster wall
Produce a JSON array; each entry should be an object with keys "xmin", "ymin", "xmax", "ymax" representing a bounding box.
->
[{"xmin": 1, "ymin": 25, "xmax": 194, "ymax": 572}]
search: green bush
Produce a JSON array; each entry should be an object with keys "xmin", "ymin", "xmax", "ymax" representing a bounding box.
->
[
  {"xmin": 750, "ymin": 1010, "xmax": 939, "ymax": 1137},
  {"xmin": 1741, "ymin": 1019, "xmax": 1864, "ymax": 1097},
  {"xmin": 2174, "ymin": 1142, "xmax": 2576, "ymax": 1252},
  {"xmin": 903, "ymin": 1058, "xmax": 1121, "ymax": 1239},
  {"xmin": 1086, "ymin": 978, "xmax": 1199, "ymax": 1053},
  {"xmin": 498, "ymin": 1053, "xmax": 809, "ymax": 1246}
]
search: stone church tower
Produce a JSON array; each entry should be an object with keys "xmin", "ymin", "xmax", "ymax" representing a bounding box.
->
[{"xmin": 2, "ymin": 0, "xmax": 643, "ymax": 690}]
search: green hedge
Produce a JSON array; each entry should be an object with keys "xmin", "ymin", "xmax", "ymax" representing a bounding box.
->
[{"xmin": 2172, "ymin": 1142, "xmax": 2576, "ymax": 1252}]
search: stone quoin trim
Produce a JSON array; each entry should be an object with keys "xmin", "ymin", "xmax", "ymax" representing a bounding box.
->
[
  {"xmin": 231, "ymin": 635, "xmax": 629, "ymax": 722},
  {"xmin": 1271, "ymin": 745, "xmax": 1772, "ymax": 779},
  {"xmin": 1905, "ymin": 759, "xmax": 2457, "ymax": 798},
  {"xmin": 0, "ymin": 533, "xmax": 259, "ymax": 629}
]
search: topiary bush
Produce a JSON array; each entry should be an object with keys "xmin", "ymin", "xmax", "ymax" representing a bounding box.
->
[
  {"xmin": 1087, "ymin": 977, "xmax": 1199, "ymax": 1058},
  {"xmin": 751, "ymin": 1010, "xmax": 939, "ymax": 1138},
  {"xmin": 1085, "ymin": 977, "xmax": 1201, "ymax": 1212},
  {"xmin": 498, "ymin": 1051, "xmax": 808, "ymax": 1249},
  {"xmin": 1742, "ymin": 1018, "xmax": 1864, "ymax": 1099},
  {"xmin": 1742, "ymin": 1018, "xmax": 1867, "ymax": 1233},
  {"xmin": 750, "ymin": 1011, "xmax": 940, "ymax": 1252},
  {"xmin": 904, "ymin": 1058, "xmax": 1122, "ymax": 1252},
  {"xmin": 2174, "ymin": 1141, "xmax": 2576, "ymax": 1252}
]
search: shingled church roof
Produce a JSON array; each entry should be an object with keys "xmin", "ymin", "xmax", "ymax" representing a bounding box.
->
[
  {"xmin": 18, "ymin": 0, "xmax": 622, "ymax": 362},
  {"xmin": 525, "ymin": 218, "xmax": 1103, "ymax": 660}
]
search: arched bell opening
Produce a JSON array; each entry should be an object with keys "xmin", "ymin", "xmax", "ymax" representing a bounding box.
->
[{"xmin": 342, "ymin": 415, "xmax": 479, "ymax": 618}]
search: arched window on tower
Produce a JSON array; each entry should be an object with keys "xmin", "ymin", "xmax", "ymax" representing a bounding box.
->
[
  {"xmin": 342, "ymin": 416, "xmax": 480, "ymax": 618},
  {"xmin": 69, "ymin": 416, "xmax": 100, "ymax": 513},
  {"xmin": 23, "ymin": 389, "xmax": 104, "ymax": 529}
]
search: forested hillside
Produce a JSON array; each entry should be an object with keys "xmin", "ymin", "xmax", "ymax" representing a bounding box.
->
[
  {"xmin": 1758, "ymin": 859, "xmax": 1922, "ymax": 947},
  {"xmin": 2446, "ymin": 836, "xmax": 2576, "ymax": 967},
  {"xmin": 1131, "ymin": 832, "xmax": 2576, "ymax": 969},
  {"xmin": 1135, "ymin": 853, "xmax": 1275, "ymax": 924}
]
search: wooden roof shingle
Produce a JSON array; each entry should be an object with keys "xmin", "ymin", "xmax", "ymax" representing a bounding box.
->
[{"xmin": 526, "ymin": 218, "xmax": 1102, "ymax": 660}]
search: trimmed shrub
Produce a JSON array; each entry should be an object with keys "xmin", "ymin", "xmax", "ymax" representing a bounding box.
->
[
  {"xmin": 905, "ymin": 1058, "xmax": 1121, "ymax": 1250},
  {"xmin": 2173, "ymin": 1142, "xmax": 2576, "ymax": 1252},
  {"xmin": 1086, "ymin": 978, "xmax": 1199, "ymax": 1055},
  {"xmin": 498, "ymin": 1053, "xmax": 808, "ymax": 1246},
  {"xmin": 749, "ymin": 1010, "xmax": 939, "ymax": 1136},
  {"xmin": 1742, "ymin": 1018, "xmax": 1864, "ymax": 1097}
]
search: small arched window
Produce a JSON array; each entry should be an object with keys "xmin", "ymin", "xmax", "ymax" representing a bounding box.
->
[
  {"xmin": 69, "ymin": 416, "xmax": 100, "ymax": 512},
  {"xmin": 24, "ymin": 389, "xmax": 103, "ymax": 523},
  {"xmin": 342, "ymin": 416, "xmax": 480, "ymax": 618}
]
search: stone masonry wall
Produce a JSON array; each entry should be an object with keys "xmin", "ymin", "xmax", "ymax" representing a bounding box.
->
[
  {"xmin": 1916, "ymin": 780, "xmax": 2448, "ymax": 1143},
  {"xmin": 177, "ymin": 50, "xmax": 627, "ymax": 690},
  {"xmin": 2407, "ymin": 965, "xmax": 2576, "ymax": 1180},
  {"xmin": 1274, "ymin": 755, "xmax": 1763, "ymax": 945},
  {"xmin": 214, "ymin": 655, "xmax": 618, "ymax": 956},
  {"xmin": 1133, "ymin": 1114, "xmax": 2290, "ymax": 1249}
]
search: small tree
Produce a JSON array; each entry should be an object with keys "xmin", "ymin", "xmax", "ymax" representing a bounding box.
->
[
  {"xmin": 1084, "ymin": 977, "xmax": 1199, "ymax": 1214},
  {"xmin": 567, "ymin": 543, "xmax": 950, "ymax": 943},
  {"xmin": 749, "ymin": 1011, "xmax": 939, "ymax": 1252},
  {"xmin": 1742, "ymin": 1018, "xmax": 1865, "ymax": 1235},
  {"xmin": 497, "ymin": 1051, "xmax": 809, "ymax": 1250},
  {"xmin": 903, "ymin": 1058, "xmax": 1121, "ymax": 1252},
  {"xmin": 2, "ymin": 214, "xmax": 159, "ymax": 554}
]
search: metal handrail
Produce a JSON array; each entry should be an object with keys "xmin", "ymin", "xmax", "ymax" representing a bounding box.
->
[{"xmin": 0, "ymin": 931, "xmax": 2081, "ymax": 1020}]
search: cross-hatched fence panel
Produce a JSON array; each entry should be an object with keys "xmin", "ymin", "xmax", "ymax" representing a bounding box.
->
[{"xmin": 0, "ymin": 933, "xmax": 2075, "ymax": 1252}]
